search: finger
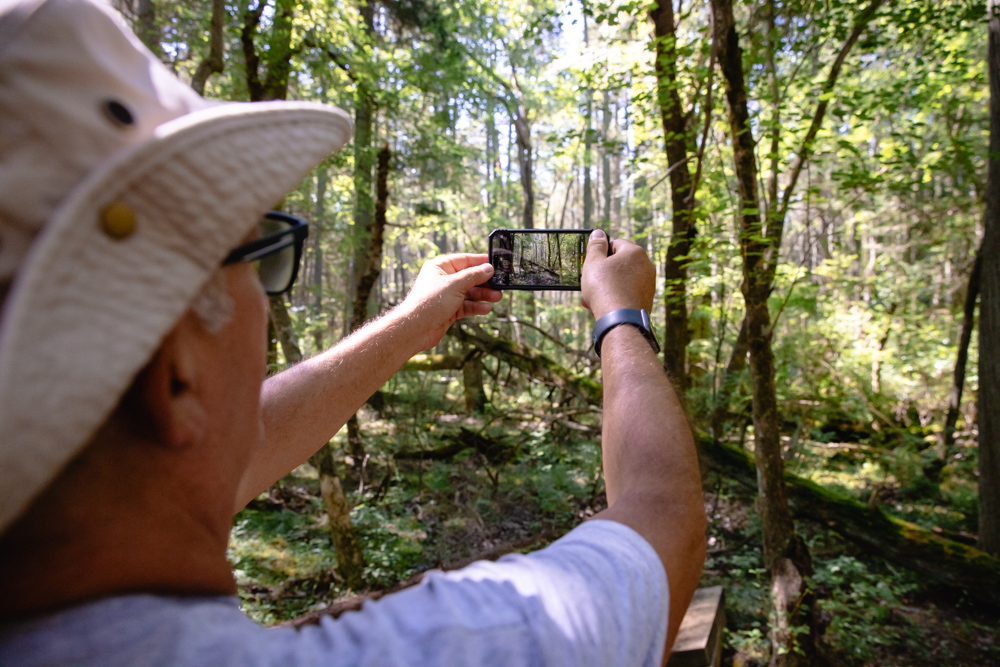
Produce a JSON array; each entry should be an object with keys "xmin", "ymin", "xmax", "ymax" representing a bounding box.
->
[
  {"xmin": 433, "ymin": 253, "xmax": 491, "ymax": 275},
  {"xmin": 610, "ymin": 238, "xmax": 639, "ymax": 255},
  {"xmin": 467, "ymin": 286, "xmax": 503, "ymax": 302},
  {"xmin": 451, "ymin": 262, "xmax": 495, "ymax": 291},
  {"xmin": 585, "ymin": 229, "xmax": 609, "ymax": 265},
  {"xmin": 461, "ymin": 300, "xmax": 493, "ymax": 317}
]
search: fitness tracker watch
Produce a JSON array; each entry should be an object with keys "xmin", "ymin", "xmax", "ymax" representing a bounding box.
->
[{"xmin": 592, "ymin": 308, "xmax": 660, "ymax": 357}]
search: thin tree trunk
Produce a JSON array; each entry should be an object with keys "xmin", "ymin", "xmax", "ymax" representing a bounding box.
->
[
  {"xmin": 711, "ymin": 316, "xmax": 749, "ymax": 438},
  {"xmin": 136, "ymin": 0, "xmax": 159, "ymax": 56},
  {"xmin": 191, "ymin": 0, "xmax": 225, "ymax": 95},
  {"xmin": 871, "ymin": 303, "xmax": 897, "ymax": 395},
  {"xmin": 979, "ymin": 0, "xmax": 1000, "ymax": 555},
  {"xmin": 346, "ymin": 144, "xmax": 391, "ymax": 474},
  {"xmin": 944, "ymin": 251, "xmax": 982, "ymax": 447},
  {"xmin": 650, "ymin": 0, "xmax": 696, "ymax": 389},
  {"xmin": 462, "ymin": 352, "xmax": 487, "ymax": 413},
  {"xmin": 309, "ymin": 446, "xmax": 366, "ymax": 589},
  {"xmin": 602, "ymin": 91, "xmax": 613, "ymax": 224},
  {"xmin": 710, "ymin": 0, "xmax": 815, "ymax": 662},
  {"xmin": 582, "ymin": 11, "xmax": 594, "ymax": 229},
  {"xmin": 241, "ymin": 0, "xmax": 296, "ymax": 102},
  {"xmin": 513, "ymin": 113, "xmax": 534, "ymax": 229},
  {"xmin": 268, "ymin": 296, "xmax": 302, "ymax": 365}
]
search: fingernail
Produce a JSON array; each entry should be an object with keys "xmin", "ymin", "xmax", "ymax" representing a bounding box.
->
[
  {"xmin": 483, "ymin": 263, "xmax": 494, "ymax": 274},
  {"xmin": 591, "ymin": 229, "xmax": 606, "ymax": 240}
]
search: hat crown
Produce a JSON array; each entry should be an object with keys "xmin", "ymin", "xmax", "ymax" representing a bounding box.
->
[{"xmin": 0, "ymin": 0, "xmax": 206, "ymax": 289}]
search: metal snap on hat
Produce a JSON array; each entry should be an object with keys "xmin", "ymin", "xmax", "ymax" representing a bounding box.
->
[{"xmin": 0, "ymin": 0, "xmax": 353, "ymax": 532}]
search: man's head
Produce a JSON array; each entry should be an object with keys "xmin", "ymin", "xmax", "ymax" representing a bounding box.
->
[{"xmin": 0, "ymin": 0, "xmax": 352, "ymax": 535}]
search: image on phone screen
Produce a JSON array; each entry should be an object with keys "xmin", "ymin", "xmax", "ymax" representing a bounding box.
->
[{"xmin": 488, "ymin": 229, "xmax": 592, "ymax": 291}]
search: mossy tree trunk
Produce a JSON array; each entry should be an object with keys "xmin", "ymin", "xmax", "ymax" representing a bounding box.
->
[
  {"xmin": 944, "ymin": 250, "xmax": 980, "ymax": 448},
  {"xmin": 980, "ymin": 0, "xmax": 1000, "ymax": 556},
  {"xmin": 710, "ymin": 1, "xmax": 815, "ymax": 661},
  {"xmin": 650, "ymin": 0, "xmax": 696, "ymax": 390}
]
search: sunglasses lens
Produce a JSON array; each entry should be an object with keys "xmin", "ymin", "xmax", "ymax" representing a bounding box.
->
[{"xmin": 256, "ymin": 217, "xmax": 296, "ymax": 294}]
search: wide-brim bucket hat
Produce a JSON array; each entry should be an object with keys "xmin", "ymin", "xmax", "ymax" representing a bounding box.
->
[{"xmin": 0, "ymin": 0, "xmax": 353, "ymax": 532}]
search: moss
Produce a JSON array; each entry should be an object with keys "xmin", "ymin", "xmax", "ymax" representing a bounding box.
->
[{"xmin": 700, "ymin": 437, "xmax": 1000, "ymax": 608}]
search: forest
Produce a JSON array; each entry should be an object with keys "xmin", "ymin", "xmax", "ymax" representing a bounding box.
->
[{"xmin": 116, "ymin": 0, "xmax": 998, "ymax": 663}]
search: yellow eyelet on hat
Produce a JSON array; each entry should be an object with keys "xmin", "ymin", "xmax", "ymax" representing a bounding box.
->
[{"xmin": 100, "ymin": 202, "xmax": 136, "ymax": 240}]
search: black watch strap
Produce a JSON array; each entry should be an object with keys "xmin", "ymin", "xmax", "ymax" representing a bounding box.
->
[{"xmin": 592, "ymin": 308, "xmax": 660, "ymax": 357}]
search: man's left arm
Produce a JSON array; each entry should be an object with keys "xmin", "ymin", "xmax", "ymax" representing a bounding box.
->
[{"xmin": 234, "ymin": 254, "xmax": 501, "ymax": 510}]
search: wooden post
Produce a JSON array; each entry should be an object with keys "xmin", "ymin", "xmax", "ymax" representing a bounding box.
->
[{"xmin": 668, "ymin": 586, "xmax": 726, "ymax": 667}]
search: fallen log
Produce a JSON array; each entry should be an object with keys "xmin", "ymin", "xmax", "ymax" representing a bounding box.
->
[
  {"xmin": 394, "ymin": 428, "xmax": 517, "ymax": 466},
  {"xmin": 400, "ymin": 354, "xmax": 465, "ymax": 372},
  {"xmin": 700, "ymin": 437, "xmax": 1000, "ymax": 608},
  {"xmin": 449, "ymin": 322, "xmax": 602, "ymax": 403}
]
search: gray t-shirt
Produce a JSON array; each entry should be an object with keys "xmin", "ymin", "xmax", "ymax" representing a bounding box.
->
[{"xmin": 0, "ymin": 520, "xmax": 668, "ymax": 666}]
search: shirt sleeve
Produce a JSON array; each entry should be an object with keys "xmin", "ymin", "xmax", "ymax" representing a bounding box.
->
[{"xmin": 289, "ymin": 519, "xmax": 669, "ymax": 667}]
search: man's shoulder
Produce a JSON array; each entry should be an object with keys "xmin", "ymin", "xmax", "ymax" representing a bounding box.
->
[{"xmin": 0, "ymin": 594, "xmax": 262, "ymax": 667}]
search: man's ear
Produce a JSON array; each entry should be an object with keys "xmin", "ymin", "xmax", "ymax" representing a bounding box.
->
[{"xmin": 132, "ymin": 313, "xmax": 210, "ymax": 449}]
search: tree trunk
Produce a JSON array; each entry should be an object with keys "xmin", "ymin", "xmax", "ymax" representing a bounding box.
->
[
  {"xmin": 582, "ymin": 12, "xmax": 593, "ymax": 229},
  {"xmin": 308, "ymin": 446, "xmax": 366, "ymax": 589},
  {"xmin": 513, "ymin": 114, "xmax": 534, "ymax": 229},
  {"xmin": 136, "ymin": 0, "xmax": 159, "ymax": 56},
  {"xmin": 711, "ymin": 316, "xmax": 749, "ymax": 439},
  {"xmin": 191, "ymin": 0, "xmax": 225, "ymax": 95},
  {"xmin": 240, "ymin": 0, "xmax": 296, "ymax": 103},
  {"xmin": 945, "ymin": 251, "xmax": 981, "ymax": 447},
  {"xmin": 650, "ymin": 0, "xmax": 697, "ymax": 389},
  {"xmin": 311, "ymin": 165, "xmax": 329, "ymax": 352},
  {"xmin": 346, "ymin": 144, "xmax": 391, "ymax": 475},
  {"xmin": 980, "ymin": 0, "xmax": 1000, "ymax": 556},
  {"xmin": 268, "ymin": 296, "xmax": 302, "ymax": 365},
  {"xmin": 462, "ymin": 352, "xmax": 487, "ymax": 413},
  {"xmin": 710, "ymin": 0, "xmax": 815, "ymax": 662},
  {"xmin": 601, "ymin": 91, "xmax": 613, "ymax": 224}
]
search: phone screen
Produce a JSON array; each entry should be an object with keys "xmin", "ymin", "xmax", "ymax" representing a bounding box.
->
[{"xmin": 487, "ymin": 229, "xmax": 592, "ymax": 290}]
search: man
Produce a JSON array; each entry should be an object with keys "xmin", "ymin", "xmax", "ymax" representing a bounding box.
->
[{"xmin": 0, "ymin": 0, "xmax": 706, "ymax": 664}]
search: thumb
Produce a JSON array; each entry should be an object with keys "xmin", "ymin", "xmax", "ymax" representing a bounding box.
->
[
  {"xmin": 452, "ymin": 261, "xmax": 495, "ymax": 290},
  {"xmin": 585, "ymin": 229, "xmax": 609, "ymax": 265}
]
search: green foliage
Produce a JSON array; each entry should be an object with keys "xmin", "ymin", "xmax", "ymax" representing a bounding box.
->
[{"xmin": 812, "ymin": 553, "xmax": 921, "ymax": 662}]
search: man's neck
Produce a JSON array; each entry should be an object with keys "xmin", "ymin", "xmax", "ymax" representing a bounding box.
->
[
  {"xmin": 0, "ymin": 431, "xmax": 239, "ymax": 622},
  {"xmin": 0, "ymin": 499, "xmax": 237, "ymax": 622}
]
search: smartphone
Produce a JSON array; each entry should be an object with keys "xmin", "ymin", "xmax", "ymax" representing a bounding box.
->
[{"xmin": 487, "ymin": 228, "xmax": 595, "ymax": 291}]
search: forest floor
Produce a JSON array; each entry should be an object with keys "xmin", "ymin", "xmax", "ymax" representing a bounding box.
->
[{"xmin": 228, "ymin": 412, "xmax": 999, "ymax": 667}]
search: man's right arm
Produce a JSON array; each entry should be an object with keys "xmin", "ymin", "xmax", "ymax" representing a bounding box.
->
[{"xmin": 581, "ymin": 231, "xmax": 707, "ymax": 655}]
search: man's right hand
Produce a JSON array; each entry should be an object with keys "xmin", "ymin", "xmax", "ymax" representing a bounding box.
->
[{"xmin": 580, "ymin": 230, "xmax": 656, "ymax": 321}]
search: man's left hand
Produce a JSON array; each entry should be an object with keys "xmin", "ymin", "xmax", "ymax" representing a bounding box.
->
[{"xmin": 399, "ymin": 254, "xmax": 503, "ymax": 351}]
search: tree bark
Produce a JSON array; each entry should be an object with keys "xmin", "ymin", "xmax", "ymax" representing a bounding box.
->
[
  {"xmin": 311, "ymin": 165, "xmax": 329, "ymax": 351},
  {"xmin": 268, "ymin": 296, "xmax": 302, "ymax": 365},
  {"xmin": 345, "ymin": 144, "xmax": 391, "ymax": 473},
  {"xmin": 650, "ymin": 0, "xmax": 697, "ymax": 389},
  {"xmin": 240, "ymin": 0, "xmax": 296, "ymax": 103},
  {"xmin": 601, "ymin": 90, "xmax": 613, "ymax": 224},
  {"xmin": 710, "ymin": 0, "xmax": 814, "ymax": 662},
  {"xmin": 513, "ymin": 111, "xmax": 534, "ymax": 229},
  {"xmin": 462, "ymin": 352, "xmax": 487, "ymax": 413},
  {"xmin": 711, "ymin": 316, "xmax": 749, "ymax": 439},
  {"xmin": 308, "ymin": 446, "xmax": 366, "ymax": 589},
  {"xmin": 191, "ymin": 0, "xmax": 226, "ymax": 95},
  {"xmin": 980, "ymin": 0, "xmax": 1000, "ymax": 556},
  {"xmin": 582, "ymin": 13, "xmax": 593, "ymax": 229},
  {"xmin": 136, "ymin": 0, "xmax": 159, "ymax": 56},
  {"xmin": 944, "ymin": 251, "xmax": 981, "ymax": 447}
]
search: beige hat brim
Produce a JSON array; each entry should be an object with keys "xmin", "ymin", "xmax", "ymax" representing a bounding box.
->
[{"xmin": 0, "ymin": 100, "xmax": 352, "ymax": 532}]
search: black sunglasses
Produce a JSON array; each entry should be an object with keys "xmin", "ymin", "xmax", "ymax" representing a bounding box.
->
[{"xmin": 222, "ymin": 211, "xmax": 309, "ymax": 295}]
